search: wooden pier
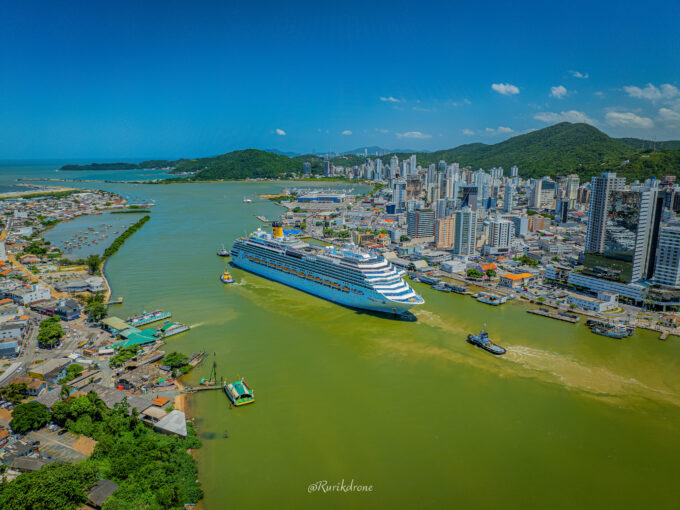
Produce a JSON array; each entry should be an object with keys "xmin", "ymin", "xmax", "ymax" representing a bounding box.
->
[
  {"xmin": 107, "ymin": 296, "xmax": 124, "ymax": 306},
  {"xmin": 183, "ymin": 385, "xmax": 222, "ymax": 393},
  {"xmin": 528, "ymin": 309, "xmax": 579, "ymax": 323}
]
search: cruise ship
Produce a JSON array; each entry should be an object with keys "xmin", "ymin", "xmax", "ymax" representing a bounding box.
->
[{"xmin": 230, "ymin": 222, "xmax": 424, "ymax": 315}]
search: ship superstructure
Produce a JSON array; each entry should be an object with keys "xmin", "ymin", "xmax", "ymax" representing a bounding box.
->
[{"xmin": 230, "ymin": 222, "xmax": 423, "ymax": 315}]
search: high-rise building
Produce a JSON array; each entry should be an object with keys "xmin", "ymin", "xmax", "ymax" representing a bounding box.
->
[
  {"xmin": 557, "ymin": 199, "xmax": 569, "ymax": 224},
  {"xmin": 585, "ymin": 173, "xmax": 626, "ymax": 254},
  {"xmin": 375, "ymin": 159, "xmax": 383, "ymax": 180},
  {"xmin": 510, "ymin": 216, "xmax": 528, "ymax": 237},
  {"xmin": 584, "ymin": 184, "xmax": 662, "ymax": 283},
  {"xmin": 435, "ymin": 216, "xmax": 456, "ymax": 249},
  {"xmin": 566, "ymin": 174, "xmax": 580, "ymax": 203},
  {"xmin": 406, "ymin": 175, "xmax": 422, "ymax": 200},
  {"xmin": 392, "ymin": 179, "xmax": 407, "ymax": 210},
  {"xmin": 323, "ymin": 160, "xmax": 334, "ymax": 177},
  {"xmin": 435, "ymin": 198, "xmax": 448, "ymax": 219},
  {"xmin": 529, "ymin": 179, "xmax": 542, "ymax": 209},
  {"xmin": 488, "ymin": 214, "xmax": 513, "ymax": 249},
  {"xmin": 460, "ymin": 186, "xmax": 478, "ymax": 210},
  {"xmin": 510, "ymin": 165, "xmax": 519, "ymax": 178},
  {"xmin": 503, "ymin": 185, "xmax": 514, "ymax": 213},
  {"xmin": 410, "ymin": 155, "xmax": 417, "ymax": 173},
  {"xmin": 303, "ymin": 162, "xmax": 311, "ymax": 175},
  {"xmin": 438, "ymin": 160, "xmax": 447, "ymax": 173},
  {"xmin": 654, "ymin": 225, "xmax": 680, "ymax": 287},
  {"xmin": 390, "ymin": 155, "xmax": 399, "ymax": 177},
  {"xmin": 453, "ymin": 207, "xmax": 477, "ymax": 256},
  {"xmin": 407, "ymin": 209, "xmax": 434, "ymax": 238}
]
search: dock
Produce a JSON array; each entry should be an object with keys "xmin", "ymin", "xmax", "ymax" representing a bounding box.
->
[
  {"xmin": 183, "ymin": 385, "xmax": 222, "ymax": 393},
  {"xmin": 107, "ymin": 296, "xmax": 124, "ymax": 306},
  {"xmin": 528, "ymin": 309, "xmax": 579, "ymax": 323},
  {"xmin": 256, "ymin": 215, "xmax": 270, "ymax": 223}
]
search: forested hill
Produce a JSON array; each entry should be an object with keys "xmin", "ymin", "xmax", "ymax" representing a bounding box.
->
[
  {"xmin": 60, "ymin": 161, "xmax": 173, "ymax": 171},
  {"xmin": 59, "ymin": 123, "xmax": 680, "ymax": 181},
  {"xmin": 314, "ymin": 123, "xmax": 680, "ymax": 181},
  {"xmin": 171, "ymin": 149, "xmax": 303, "ymax": 180}
]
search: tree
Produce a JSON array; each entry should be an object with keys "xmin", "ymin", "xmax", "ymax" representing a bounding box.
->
[
  {"xmin": 85, "ymin": 292, "xmax": 108, "ymax": 322},
  {"xmin": 59, "ymin": 364, "xmax": 84, "ymax": 384},
  {"xmin": 10, "ymin": 402, "xmax": 51, "ymax": 433},
  {"xmin": 400, "ymin": 235, "xmax": 409, "ymax": 242},
  {"xmin": 163, "ymin": 351, "xmax": 188, "ymax": 368},
  {"xmin": 37, "ymin": 316, "xmax": 64, "ymax": 348},
  {"xmin": 467, "ymin": 269, "xmax": 483, "ymax": 279},
  {"xmin": 0, "ymin": 462, "xmax": 98, "ymax": 510},
  {"xmin": 86, "ymin": 254, "xmax": 101, "ymax": 274},
  {"xmin": 486, "ymin": 269, "xmax": 497, "ymax": 278},
  {"xmin": 0, "ymin": 383, "xmax": 28, "ymax": 405}
]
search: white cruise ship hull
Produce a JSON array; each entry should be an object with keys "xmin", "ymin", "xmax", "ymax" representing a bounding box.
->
[{"xmin": 231, "ymin": 251, "xmax": 420, "ymax": 315}]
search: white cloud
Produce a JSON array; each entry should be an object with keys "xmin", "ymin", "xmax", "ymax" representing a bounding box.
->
[
  {"xmin": 491, "ymin": 83, "xmax": 520, "ymax": 96},
  {"xmin": 462, "ymin": 129, "xmax": 475, "ymax": 136},
  {"xmin": 605, "ymin": 111, "xmax": 654, "ymax": 128},
  {"xmin": 550, "ymin": 85, "xmax": 567, "ymax": 99},
  {"xmin": 485, "ymin": 126, "xmax": 514, "ymax": 135},
  {"xmin": 624, "ymin": 83, "xmax": 680, "ymax": 102},
  {"xmin": 396, "ymin": 131, "xmax": 432, "ymax": 139},
  {"xmin": 658, "ymin": 107, "xmax": 680, "ymax": 124},
  {"xmin": 375, "ymin": 128, "xmax": 389, "ymax": 133},
  {"xmin": 594, "ymin": 91, "xmax": 605, "ymax": 98},
  {"xmin": 275, "ymin": 128, "xmax": 286, "ymax": 136},
  {"xmin": 412, "ymin": 106, "xmax": 434, "ymax": 112},
  {"xmin": 380, "ymin": 96, "xmax": 402, "ymax": 103},
  {"xmin": 341, "ymin": 130, "xmax": 352, "ymax": 135},
  {"xmin": 569, "ymin": 70, "xmax": 589, "ymax": 79},
  {"xmin": 534, "ymin": 110, "xmax": 597, "ymax": 125}
]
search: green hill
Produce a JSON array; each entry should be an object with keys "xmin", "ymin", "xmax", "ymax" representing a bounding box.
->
[
  {"xmin": 172, "ymin": 149, "xmax": 303, "ymax": 180},
  {"xmin": 617, "ymin": 137, "xmax": 680, "ymax": 151}
]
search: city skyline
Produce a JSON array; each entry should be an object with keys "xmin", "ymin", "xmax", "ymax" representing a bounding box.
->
[{"xmin": 1, "ymin": 1, "xmax": 679, "ymax": 159}]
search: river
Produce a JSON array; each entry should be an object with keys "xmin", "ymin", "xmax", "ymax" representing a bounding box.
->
[{"xmin": 3, "ymin": 162, "xmax": 680, "ymax": 509}]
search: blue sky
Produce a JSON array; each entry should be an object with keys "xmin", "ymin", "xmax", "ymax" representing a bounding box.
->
[{"xmin": 1, "ymin": 0, "xmax": 679, "ymax": 159}]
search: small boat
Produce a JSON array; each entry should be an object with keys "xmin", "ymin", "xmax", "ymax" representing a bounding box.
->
[
  {"xmin": 224, "ymin": 378, "xmax": 254, "ymax": 406},
  {"xmin": 558, "ymin": 312, "xmax": 580, "ymax": 321},
  {"xmin": 243, "ymin": 197, "xmax": 252, "ymax": 203},
  {"xmin": 410, "ymin": 272, "xmax": 441, "ymax": 285},
  {"xmin": 467, "ymin": 324, "xmax": 506, "ymax": 355},
  {"xmin": 217, "ymin": 244, "xmax": 229, "ymax": 257},
  {"xmin": 220, "ymin": 269, "xmax": 234, "ymax": 283},
  {"xmin": 155, "ymin": 321, "xmax": 190, "ymax": 338},
  {"xmin": 477, "ymin": 292, "xmax": 507, "ymax": 306},
  {"xmin": 431, "ymin": 282, "xmax": 452, "ymax": 293},
  {"xmin": 591, "ymin": 324, "xmax": 628, "ymax": 339}
]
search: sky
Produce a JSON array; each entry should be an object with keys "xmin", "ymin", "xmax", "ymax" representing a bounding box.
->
[{"xmin": 1, "ymin": 0, "xmax": 679, "ymax": 159}]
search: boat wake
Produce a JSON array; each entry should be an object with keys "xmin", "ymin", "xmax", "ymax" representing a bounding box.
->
[{"xmin": 406, "ymin": 310, "xmax": 680, "ymax": 408}]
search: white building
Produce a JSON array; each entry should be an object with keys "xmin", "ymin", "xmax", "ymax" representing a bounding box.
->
[
  {"xmin": 654, "ymin": 225, "xmax": 680, "ymax": 287},
  {"xmin": 567, "ymin": 291, "xmax": 618, "ymax": 312},
  {"xmin": 453, "ymin": 207, "xmax": 477, "ymax": 256}
]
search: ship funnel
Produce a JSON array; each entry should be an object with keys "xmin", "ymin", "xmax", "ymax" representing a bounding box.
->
[{"xmin": 272, "ymin": 220, "xmax": 284, "ymax": 238}]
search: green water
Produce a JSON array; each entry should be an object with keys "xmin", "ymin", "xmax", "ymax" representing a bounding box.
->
[{"xmin": 19, "ymin": 174, "xmax": 680, "ymax": 508}]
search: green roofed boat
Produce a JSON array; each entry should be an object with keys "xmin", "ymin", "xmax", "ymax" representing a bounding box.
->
[{"xmin": 224, "ymin": 378, "xmax": 255, "ymax": 407}]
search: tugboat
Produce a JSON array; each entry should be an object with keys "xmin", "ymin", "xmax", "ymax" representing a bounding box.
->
[
  {"xmin": 217, "ymin": 244, "xmax": 229, "ymax": 257},
  {"xmin": 224, "ymin": 378, "xmax": 255, "ymax": 406},
  {"xmin": 467, "ymin": 324, "xmax": 506, "ymax": 355},
  {"xmin": 220, "ymin": 269, "xmax": 234, "ymax": 284}
]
